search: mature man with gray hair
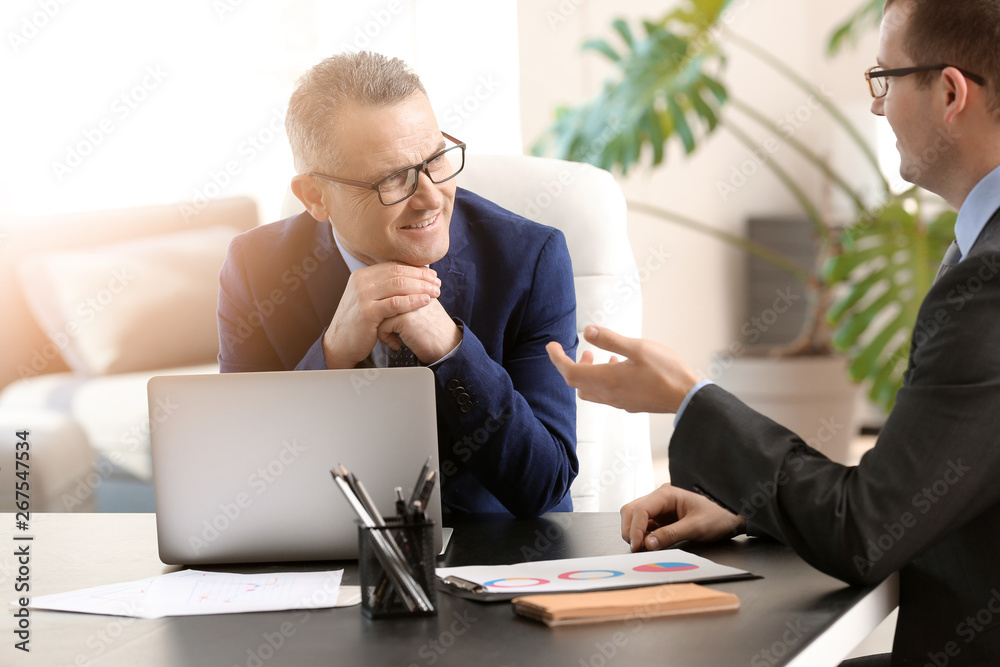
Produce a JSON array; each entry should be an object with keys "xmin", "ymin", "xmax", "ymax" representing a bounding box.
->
[{"xmin": 217, "ymin": 51, "xmax": 579, "ymax": 517}]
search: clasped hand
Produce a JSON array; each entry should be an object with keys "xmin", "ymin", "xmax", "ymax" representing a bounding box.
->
[{"xmin": 322, "ymin": 262, "xmax": 460, "ymax": 368}]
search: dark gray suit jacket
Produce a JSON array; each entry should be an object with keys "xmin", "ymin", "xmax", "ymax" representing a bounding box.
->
[{"xmin": 670, "ymin": 208, "xmax": 1000, "ymax": 665}]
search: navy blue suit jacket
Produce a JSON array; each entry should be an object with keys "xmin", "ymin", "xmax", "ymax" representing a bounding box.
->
[{"xmin": 217, "ymin": 188, "xmax": 579, "ymax": 517}]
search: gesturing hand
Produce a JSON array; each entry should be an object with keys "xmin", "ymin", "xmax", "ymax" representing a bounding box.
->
[{"xmin": 546, "ymin": 326, "xmax": 700, "ymax": 414}]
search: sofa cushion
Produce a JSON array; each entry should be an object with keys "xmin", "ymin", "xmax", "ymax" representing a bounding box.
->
[
  {"xmin": 17, "ymin": 226, "xmax": 238, "ymax": 377},
  {"xmin": 0, "ymin": 364, "xmax": 218, "ymax": 481}
]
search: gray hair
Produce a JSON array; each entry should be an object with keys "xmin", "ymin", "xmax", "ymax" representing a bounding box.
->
[{"xmin": 285, "ymin": 51, "xmax": 428, "ymax": 174}]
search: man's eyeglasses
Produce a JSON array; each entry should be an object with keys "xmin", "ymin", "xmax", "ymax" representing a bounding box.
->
[
  {"xmin": 309, "ymin": 132, "xmax": 466, "ymax": 206},
  {"xmin": 865, "ymin": 64, "xmax": 987, "ymax": 99}
]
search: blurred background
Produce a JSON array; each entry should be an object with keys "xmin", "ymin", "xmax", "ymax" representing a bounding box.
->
[{"xmin": 1, "ymin": 0, "xmax": 899, "ymax": 459}]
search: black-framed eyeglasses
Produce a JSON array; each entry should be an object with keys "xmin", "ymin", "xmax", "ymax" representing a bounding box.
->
[
  {"xmin": 865, "ymin": 64, "xmax": 986, "ymax": 98},
  {"xmin": 308, "ymin": 132, "xmax": 466, "ymax": 206}
]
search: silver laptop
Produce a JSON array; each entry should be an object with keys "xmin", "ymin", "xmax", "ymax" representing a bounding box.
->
[{"xmin": 149, "ymin": 367, "xmax": 444, "ymax": 565}]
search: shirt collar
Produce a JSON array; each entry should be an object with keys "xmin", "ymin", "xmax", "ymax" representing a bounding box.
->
[{"xmin": 955, "ymin": 163, "xmax": 1000, "ymax": 258}]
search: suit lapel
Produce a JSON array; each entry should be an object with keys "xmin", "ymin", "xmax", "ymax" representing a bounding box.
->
[{"xmin": 433, "ymin": 206, "xmax": 476, "ymax": 322}]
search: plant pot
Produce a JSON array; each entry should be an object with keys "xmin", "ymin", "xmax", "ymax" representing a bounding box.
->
[{"xmin": 709, "ymin": 353, "xmax": 860, "ymax": 465}]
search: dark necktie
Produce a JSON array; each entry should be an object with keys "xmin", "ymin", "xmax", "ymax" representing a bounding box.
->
[
  {"xmin": 387, "ymin": 340, "xmax": 418, "ymax": 367},
  {"xmin": 934, "ymin": 240, "xmax": 962, "ymax": 284}
]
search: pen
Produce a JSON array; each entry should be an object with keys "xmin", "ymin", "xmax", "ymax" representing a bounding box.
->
[
  {"xmin": 416, "ymin": 470, "xmax": 436, "ymax": 508},
  {"xmin": 395, "ymin": 486, "xmax": 407, "ymax": 519},
  {"xmin": 332, "ymin": 471, "xmax": 427, "ymax": 611},
  {"xmin": 407, "ymin": 456, "xmax": 432, "ymax": 508},
  {"xmin": 330, "ymin": 471, "xmax": 432, "ymax": 612},
  {"xmin": 441, "ymin": 576, "xmax": 488, "ymax": 595}
]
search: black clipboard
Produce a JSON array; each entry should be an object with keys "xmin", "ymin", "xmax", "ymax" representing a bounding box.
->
[{"xmin": 438, "ymin": 571, "xmax": 761, "ymax": 603}]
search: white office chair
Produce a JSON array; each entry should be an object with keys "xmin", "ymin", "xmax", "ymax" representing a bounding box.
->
[
  {"xmin": 281, "ymin": 154, "xmax": 654, "ymax": 512},
  {"xmin": 459, "ymin": 154, "xmax": 652, "ymax": 511}
]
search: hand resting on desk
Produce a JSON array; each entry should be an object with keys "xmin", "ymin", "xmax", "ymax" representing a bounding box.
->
[{"xmin": 621, "ymin": 484, "xmax": 747, "ymax": 553}]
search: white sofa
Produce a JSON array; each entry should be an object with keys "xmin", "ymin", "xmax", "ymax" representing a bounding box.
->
[{"xmin": 0, "ymin": 197, "xmax": 260, "ymax": 510}]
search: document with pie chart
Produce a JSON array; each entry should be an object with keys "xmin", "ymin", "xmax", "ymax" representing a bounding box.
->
[{"xmin": 436, "ymin": 549, "xmax": 755, "ymax": 596}]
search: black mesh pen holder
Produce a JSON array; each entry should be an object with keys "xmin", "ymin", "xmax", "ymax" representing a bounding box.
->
[{"xmin": 357, "ymin": 517, "xmax": 437, "ymax": 618}]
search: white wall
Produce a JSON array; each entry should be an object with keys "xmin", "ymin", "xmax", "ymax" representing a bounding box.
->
[
  {"xmin": 518, "ymin": 0, "xmax": 882, "ymax": 454},
  {"xmin": 0, "ymin": 0, "xmax": 521, "ymax": 222},
  {"xmin": 2, "ymin": 0, "xmax": 887, "ymax": 457}
]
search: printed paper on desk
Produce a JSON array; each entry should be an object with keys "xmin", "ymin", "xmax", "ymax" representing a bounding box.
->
[
  {"xmin": 437, "ymin": 549, "xmax": 752, "ymax": 595},
  {"xmin": 25, "ymin": 569, "xmax": 346, "ymax": 619}
]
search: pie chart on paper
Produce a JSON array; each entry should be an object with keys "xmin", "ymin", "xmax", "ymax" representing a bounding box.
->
[{"xmin": 633, "ymin": 562, "xmax": 700, "ymax": 573}]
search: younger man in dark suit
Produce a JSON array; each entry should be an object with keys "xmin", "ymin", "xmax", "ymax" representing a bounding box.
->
[
  {"xmin": 218, "ymin": 52, "xmax": 578, "ymax": 517},
  {"xmin": 548, "ymin": 0, "xmax": 1000, "ymax": 663}
]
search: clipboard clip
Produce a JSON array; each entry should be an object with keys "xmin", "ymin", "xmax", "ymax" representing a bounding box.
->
[{"xmin": 441, "ymin": 576, "xmax": 488, "ymax": 594}]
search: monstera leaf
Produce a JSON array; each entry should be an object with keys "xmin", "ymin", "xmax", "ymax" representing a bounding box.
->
[
  {"xmin": 534, "ymin": 0, "xmax": 956, "ymax": 413},
  {"xmin": 532, "ymin": 1, "xmax": 733, "ymax": 174},
  {"xmin": 823, "ymin": 201, "xmax": 956, "ymax": 411},
  {"xmin": 827, "ymin": 0, "xmax": 886, "ymax": 56}
]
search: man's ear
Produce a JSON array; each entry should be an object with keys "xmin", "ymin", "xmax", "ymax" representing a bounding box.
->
[
  {"xmin": 291, "ymin": 174, "xmax": 330, "ymax": 222},
  {"xmin": 941, "ymin": 66, "xmax": 971, "ymax": 124}
]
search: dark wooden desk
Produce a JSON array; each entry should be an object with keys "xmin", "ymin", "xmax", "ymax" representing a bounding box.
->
[{"xmin": 2, "ymin": 513, "xmax": 896, "ymax": 666}]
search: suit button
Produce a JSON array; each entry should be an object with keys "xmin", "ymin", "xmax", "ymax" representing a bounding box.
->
[
  {"xmin": 457, "ymin": 393, "xmax": 471, "ymax": 406},
  {"xmin": 446, "ymin": 379, "xmax": 461, "ymax": 391},
  {"xmin": 460, "ymin": 404, "xmax": 472, "ymax": 413}
]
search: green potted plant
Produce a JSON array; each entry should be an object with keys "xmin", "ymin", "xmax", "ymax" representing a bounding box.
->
[{"xmin": 532, "ymin": 0, "xmax": 955, "ymax": 459}]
